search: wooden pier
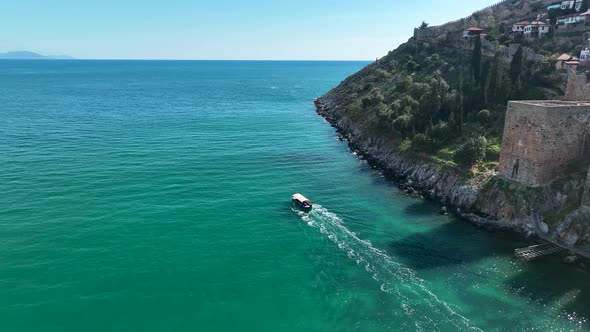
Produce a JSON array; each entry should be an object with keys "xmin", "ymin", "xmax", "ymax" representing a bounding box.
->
[{"xmin": 515, "ymin": 243, "xmax": 564, "ymax": 261}]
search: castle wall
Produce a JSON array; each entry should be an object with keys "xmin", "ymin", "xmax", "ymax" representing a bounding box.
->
[
  {"xmin": 498, "ymin": 102, "xmax": 548, "ymax": 185},
  {"xmin": 499, "ymin": 101, "xmax": 590, "ymax": 186},
  {"xmin": 413, "ymin": 28, "xmax": 437, "ymax": 41},
  {"xmin": 564, "ymin": 69, "xmax": 590, "ymax": 101}
]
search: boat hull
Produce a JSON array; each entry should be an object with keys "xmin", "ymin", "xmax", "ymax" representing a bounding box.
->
[{"xmin": 292, "ymin": 199, "xmax": 312, "ymax": 211}]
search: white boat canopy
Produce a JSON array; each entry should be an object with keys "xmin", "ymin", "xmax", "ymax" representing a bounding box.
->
[{"xmin": 292, "ymin": 194, "xmax": 310, "ymax": 202}]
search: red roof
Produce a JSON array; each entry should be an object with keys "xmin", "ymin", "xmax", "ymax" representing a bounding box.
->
[
  {"xmin": 527, "ymin": 21, "xmax": 547, "ymax": 26},
  {"xmin": 466, "ymin": 27, "xmax": 484, "ymax": 32},
  {"xmin": 514, "ymin": 21, "xmax": 530, "ymax": 25},
  {"xmin": 554, "ymin": 53, "xmax": 574, "ymax": 61},
  {"xmin": 559, "ymin": 10, "xmax": 590, "ymax": 19},
  {"xmin": 566, "ymin": 61, "xmax": 581, "ymax": 65}
]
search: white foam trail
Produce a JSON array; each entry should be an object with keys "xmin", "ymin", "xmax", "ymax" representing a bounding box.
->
[{"xmin": 298, "ymin": 205, "xmax": 482, "ymax": 332}]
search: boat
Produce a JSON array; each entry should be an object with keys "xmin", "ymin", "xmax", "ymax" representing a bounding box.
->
[{"xmin": 292, "ymin": 193, "xmax": 313, "ymax": 210}]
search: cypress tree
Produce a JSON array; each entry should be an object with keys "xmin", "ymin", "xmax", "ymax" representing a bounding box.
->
[
  {"xmin": 510, "ymin": 46, "xmax": 523, "ymax": 84},
  {"xmin": 456, "ymin": 72, "xmax": 465, "ymax": 134},
  {"xmin": 488, "ymin": 54, "xmax": 501, "ymax": 105},
  {"xmin": 472, "ymin": 37, "xmax": 482, "ymax": 82},
  {"xmin": 456, "ymin": 93, "xmax": 464, "ymax": 134},
  {"xmin": 481, "ymin": 60, "xmax": 491, "ymax": 106}
]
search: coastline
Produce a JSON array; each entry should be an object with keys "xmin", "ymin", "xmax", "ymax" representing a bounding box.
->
[{"xmin": 314, "ymin": 95, "xmax": 543, "ymax": 238}]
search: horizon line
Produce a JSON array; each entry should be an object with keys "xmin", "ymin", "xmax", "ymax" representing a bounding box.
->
[{"xmin": 0, "ymin": 58, "xmax": 374, "ymax": 62}]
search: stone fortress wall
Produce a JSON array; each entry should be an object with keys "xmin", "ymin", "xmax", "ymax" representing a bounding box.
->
[
  {"xmin": 499, "ymin": 64, "xmax": 590, "ymax": 187},
  {"xmin": 498, "ymin": 100, "xmax": 590, "ymax": 186},
  {"xmin": 564, "ymin": 67, "xmax": 590, "ymax": 101}
]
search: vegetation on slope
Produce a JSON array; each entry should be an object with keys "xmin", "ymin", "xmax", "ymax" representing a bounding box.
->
[
  {"xmin": 325, "ymin": 33, "xmax": 547, "ymax": 172},
  {"xmin": 323, "ymin": 0, "xmax": 590, "ymax": 176}
]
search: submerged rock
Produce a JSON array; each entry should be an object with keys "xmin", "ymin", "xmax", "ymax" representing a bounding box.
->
[
  {"xmin": 539, "ymin": 222, "xmax": 549, "ymax": 234},
  {"xmin": 440, "ymin": 206, "xmax": 448, "ymax": 215},
  {"xmin": 563, "ymin": 255, "xmax": 578, "ymax": 264},
  {"xmin": 563, "ymin": 233, "xmax": 580, "ymax": 246}
]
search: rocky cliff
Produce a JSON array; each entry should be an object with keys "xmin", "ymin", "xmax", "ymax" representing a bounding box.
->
[
  {"xmin": 313, "ymin": 0, "xmax": 590, "ymax": 238},
  {"xmin": 315, "ymin": 96, "xmax": 545, "ymax": 235}
]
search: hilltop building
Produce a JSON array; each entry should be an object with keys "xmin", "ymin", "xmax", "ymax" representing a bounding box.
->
[
  {"xmin": 463, "ymin": 27, "xmax": 485, "ymax": 40},
  {"xmin": 557, "ymin": 10, "xmax": 590, "ymax": 26},
  {"xmin": 563, "ymin": 0, "xmax": 576, "ymax": 10},
  {"xmin": 548, "ymin": 1, "xmax": 563, "ymax": 10},
  {"xmin": 512, "ymin": 21, "xmax": 551, "ymax": 39},
  {"xmin": 581, "ymin": 39, "xmax": 590, "ymax": 61},
  {"xmin": 523, "ymin": 21, "xmax": 551, "ymax": 39},
  {"xmin": 549, "ymin": 0, "xmax": 577, "ymax": 10},
  {"xmin": 512, "ymin": 21, "xmax": 530, "ymax": 35},
  {"xmin": 550, "ymin": 53, "xmax": 579, "ymax": 70}
]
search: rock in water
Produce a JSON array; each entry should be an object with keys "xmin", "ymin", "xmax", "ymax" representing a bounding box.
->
[
  {"xmin": 564, "ymin": 233, "xmax": 580, "ymax": 246},
  {"xmin": 563, "ymin": 255, "xmax": 578, "ymax": 264},
  {"xmin": 440, "ymin": 206, "xmax": 448, "ymax": 215},
  {"xmin": 539, "ymin": 222, "xmax": 549, "ymax": 234}
]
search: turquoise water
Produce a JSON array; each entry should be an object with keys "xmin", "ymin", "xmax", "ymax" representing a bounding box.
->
[{"xmin": 1, "ymin": 60, "xmax": 590, "ymax": 331}]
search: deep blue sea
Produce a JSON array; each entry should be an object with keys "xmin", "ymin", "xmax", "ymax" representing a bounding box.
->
[{"xmin": 1, "ymin": 60, "xmax": 590, "ymax": 331}]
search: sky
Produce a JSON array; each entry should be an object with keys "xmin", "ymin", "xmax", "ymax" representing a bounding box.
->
[{"xmin": 0, "ymin": 0, "xmax": 499, "ymax": 60}]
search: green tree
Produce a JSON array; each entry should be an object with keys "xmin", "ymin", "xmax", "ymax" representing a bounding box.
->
[
  {"xmin": 481, "ymin": 60, "xmax": 491, "ymax": 106},
  {"xmin": 510, "ymin": 46, "xmax": 523, "ymax": 84},
  {"xmin": 456, "ymin": 73, "xmax": 465, "ymax": 133},
  {"xmin": 497, "ymin": 70, "xmax": 511, "ymax": 105},
  {"xmin": 430, "ymin": 121, "xmax": 453, "ymax": 143},
  {"xmin": 582, "ymin": 0, "xmax": 589, "ymax": 12},
  {"xmin": 472, "ymin": 37, "xmax": 482, "ymax": 82},
  {"xmin": 477, "ymin": 109, "xmax": 491, "ymax": 125},
  {"xmin": 412, "ymin": 133, "xmax": 435, "ymax": 152},
  {"xmin": 487, "ymin": 53, "xmax": 502, "ymax": 104},
  {"xmin": 417, "ymin": 77, "xmax": 448, "ymax": 131},
  {"xmin": 393, "ymin": 114, "xmax": 415, "ymax": 138},
  {"xmin": 454, "ymin": 136, "xmax": 488, "ymax": 167},
  {"xmin": 419, "ymin": 21, "xmax": 429, "ymax": 29}
]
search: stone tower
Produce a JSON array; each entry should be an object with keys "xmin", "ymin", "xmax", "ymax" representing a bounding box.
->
[{"xmin": 498, "ymin": 101, "xmax": 590, "ymax": 186}]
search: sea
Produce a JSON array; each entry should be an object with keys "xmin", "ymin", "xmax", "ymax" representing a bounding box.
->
[{"xmin": 1, "ymin": 60, "xmax": 590, "ymax": 331}]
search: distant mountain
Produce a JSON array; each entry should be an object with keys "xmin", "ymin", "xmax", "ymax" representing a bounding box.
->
[{"xmin": 0, "ymin": 51, "xmax": 75, "ymax": 60}]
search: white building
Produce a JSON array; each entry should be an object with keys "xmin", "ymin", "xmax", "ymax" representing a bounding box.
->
[
  {"xmin": 523, "ymin": 21, "xmax": 551, "ymax": 39},
  {"xmin": 557, "ymin": 10, "xmax": 590, "ymax": 26},
  {"xmin": 562, "ymin": 0, "xmax": 576, "ymax": 10},
  {"xmin": 512, "ymin": 21, "xmax": 529, "ymax": 35},
  {"xmin": 581, "ymin": 48, "xmax": 590, "ymax": 61}
]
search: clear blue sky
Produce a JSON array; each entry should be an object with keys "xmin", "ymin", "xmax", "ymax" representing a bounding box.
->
[{"xmin": 1, "ymin": 0, "xmax": 498, "ymax": 60}]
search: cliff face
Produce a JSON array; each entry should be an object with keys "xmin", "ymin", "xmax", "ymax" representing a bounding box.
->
[{"xmin": 315, "ymin": 96, "xmax": 545, "ymax": 234}]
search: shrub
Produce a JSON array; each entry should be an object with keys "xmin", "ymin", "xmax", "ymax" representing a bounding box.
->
[
  {"xmin": 477, "ymin": 109, "xmax": 491, "ymax": 125},
  {"xmin": 399, "ymin": 138, "xmax": 412, "ymax": 152},
  {"xmin": 363, "ymin": 83, "xmax": 374, "ymax": 92},
  {"xmin": 412, "ymin": 133, "xmax": 435, "ymax": 152},
  {"xmin": 430, "ymin": 121, "xmax": 453, "ymax": 143},
  {"xmin": 375, "ymin": 68, "xmax": 390, "ymax": 80},
  {"xmin": 454, "ymin": 136, "xmax": 488, "ymax": 167},
  {"xmin": 485, "ymin": 144, "xmax": 501, "ymax": 161},
  {"xmin": 393, "ymin": 114, "xmax": 413, "ymax": 138}
]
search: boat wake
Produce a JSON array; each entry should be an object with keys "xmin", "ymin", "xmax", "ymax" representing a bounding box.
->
[{"xmin": 295, "ymin": 205, "xmax": 482, "ymax": 331}]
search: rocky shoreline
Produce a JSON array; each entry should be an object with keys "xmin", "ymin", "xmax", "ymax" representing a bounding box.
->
[{"xmin": 314, "ymin": 96, "xmax": 541, "ymax": 237}]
